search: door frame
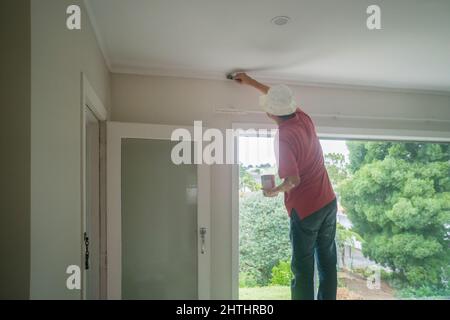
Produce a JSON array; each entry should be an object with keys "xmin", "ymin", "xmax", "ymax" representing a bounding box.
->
[
  {"xmin": 80, "ymin": 73, "xmax": 108, "ymax": 300},
  {"xmin": 106, "ymin": 121, "xmax": 211, "ymax": 299},
  {"xmin": 231, "ymin": 122, "xmax": 450, "ymax": 300}
]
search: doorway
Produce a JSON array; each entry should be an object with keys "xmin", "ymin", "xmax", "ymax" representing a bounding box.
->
[
  {"xmin": 83, "ymin": 106, "xmax": 101, "ymax": 299},
  {"xmin": 81, "ymin": 74, "xmax": 108, "ymax": 300}
]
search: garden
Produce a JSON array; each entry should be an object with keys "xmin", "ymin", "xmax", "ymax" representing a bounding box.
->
[{"xmin": 239, "ymin": 140, "xmax": 450, "ymax": 300}]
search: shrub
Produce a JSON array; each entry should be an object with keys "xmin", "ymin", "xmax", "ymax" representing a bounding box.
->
[
  {"xmin": 337, "ymin": 276, "xmax": 346, "ymax": 288},
  {"xmin": 239, "ymin": 272, "xmax": 258, "ymax": 288},
  {"xmin": 352, "ymin": 267, "xmax": 375, "ymax": 279},
  {"xmin": 397, "ymin": 285, "xmax": 450, "ymax": 299},
  {"xmin": 270, "ymin": 261, "xmax": 292, "ymax": 286},
  {"xmin": 240, "ymin": 192, "xmax": 291, "ymax": 286}
]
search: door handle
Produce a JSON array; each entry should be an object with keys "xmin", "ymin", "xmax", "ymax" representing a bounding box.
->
[
  {"xmin": 84, "ymin": 232, "xmax": 90, "ymax": 270},
  {"xmin": 200, "ymin": 227, "xmax": 207, "ymax": 254}
]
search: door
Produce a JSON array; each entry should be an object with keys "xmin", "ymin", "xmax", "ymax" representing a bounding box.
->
[{"xmin": 106, "ymin": 122, "xmax": 211, "ymax": 299}]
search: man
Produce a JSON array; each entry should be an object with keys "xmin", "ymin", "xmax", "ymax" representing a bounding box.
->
[{"xmin": 234, "ymin": 73, "xmax": 337, "ymax": 300}]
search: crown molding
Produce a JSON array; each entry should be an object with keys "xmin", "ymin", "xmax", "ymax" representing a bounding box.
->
[
  {"xmin": 111, "ymin": 64, "xmax": 226, "ymax": 81},
  {"xmin": 110, "ymin": 63, "xmax": 450, "ymax": 96}
]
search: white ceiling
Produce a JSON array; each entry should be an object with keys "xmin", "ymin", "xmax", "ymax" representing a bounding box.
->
[{"xmin": 86, "ymin": 0, "xmax": 450, "ymax": 93}]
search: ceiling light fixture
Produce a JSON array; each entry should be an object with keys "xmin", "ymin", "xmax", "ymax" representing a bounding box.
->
[{"xmin": 271, "ymin": 16, "xmax": 290, "ymax": 26}]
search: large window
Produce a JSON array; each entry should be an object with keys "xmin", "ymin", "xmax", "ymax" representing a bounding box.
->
[{"xmin": 238, "ymin": 135, "xmax": 450, "ymax": 300}]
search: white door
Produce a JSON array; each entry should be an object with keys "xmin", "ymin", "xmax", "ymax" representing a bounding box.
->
[{"xmin": 106, "ymin": 122, "xmax": 211, "ymax": 299}]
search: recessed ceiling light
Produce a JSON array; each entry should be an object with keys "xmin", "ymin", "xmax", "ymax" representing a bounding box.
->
[{"xmin": 271, "ymin": 16, "xmax": 290, "ymax": 26}]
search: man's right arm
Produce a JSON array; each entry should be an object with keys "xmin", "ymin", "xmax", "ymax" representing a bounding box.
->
[{"xmin": 234, "ymin": 73, "xmax": 270, "ymax": 94}]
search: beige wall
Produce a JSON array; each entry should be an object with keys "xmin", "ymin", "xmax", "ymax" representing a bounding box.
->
[
  {"xmin": 111, "ymin": 74, "xmax": 450, "ymax": 132},
  {"xmin": 111, "ymin": 73, "xmax": 450, "ymax": 299},
  {"xmin": 31, "ymin": 0, "xmax": 110, "ymax": 299},
  {"xmin": 0, "ymin": 0, "xmax": 31, "ymax": 299}
]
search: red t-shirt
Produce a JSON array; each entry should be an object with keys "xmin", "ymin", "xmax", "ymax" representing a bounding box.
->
[{"xmin": 275, "ymin": 108, "xmax": 335, "ymax": 220}]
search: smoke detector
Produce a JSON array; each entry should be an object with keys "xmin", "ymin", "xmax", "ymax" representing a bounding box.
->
[{"xmin": 271, "ymin": 16, "xmax": 290, "ymax": 26}]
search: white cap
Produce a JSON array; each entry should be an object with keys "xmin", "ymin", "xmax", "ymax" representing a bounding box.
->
[{"xmin": 259, "ymin": 84, "xmax": 297, "ymax": 116}]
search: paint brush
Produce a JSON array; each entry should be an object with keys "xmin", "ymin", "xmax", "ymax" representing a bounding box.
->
[{"xmin": 226, "ymin": 73, "xmax": 236, "ymax": 80}]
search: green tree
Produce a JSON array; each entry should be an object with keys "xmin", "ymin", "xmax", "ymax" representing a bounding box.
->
[
  {"xmin": 324, "ymin": 153, "xmax": 348, "ymax": 189},
  {"xmin": 339, "ymin": 142, "xmax": 450, "ymax": 289},
  {"xmin": 239, "ymin": 164, "xmax": 260, "ymax": 192},
  {"xmin": 240, "ymin": 192, "xmax": 290, "ymax": 286}
]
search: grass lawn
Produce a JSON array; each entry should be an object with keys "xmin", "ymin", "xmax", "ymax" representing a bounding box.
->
[
  {"xmin": 238, "ymin": 283, "xmax": 368, "ymax": 300},
  {"xmin": 239, "ymin": 286, "xmax": 290, "ymax": 300}
]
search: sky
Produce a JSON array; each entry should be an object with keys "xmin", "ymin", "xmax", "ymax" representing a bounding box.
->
[{"xmin": 239, "ymin": 136, "xmax": 349, "ymax": 166}]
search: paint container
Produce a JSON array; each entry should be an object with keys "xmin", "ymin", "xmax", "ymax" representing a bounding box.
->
[{"xmin": 261, "ymin": 174, "xmax": 275, "ymax": 190}]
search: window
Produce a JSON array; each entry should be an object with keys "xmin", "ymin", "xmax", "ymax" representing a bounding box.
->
[{"xmin": 238, "ymin": 134, "xmax": 450, "ymax": 300}]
